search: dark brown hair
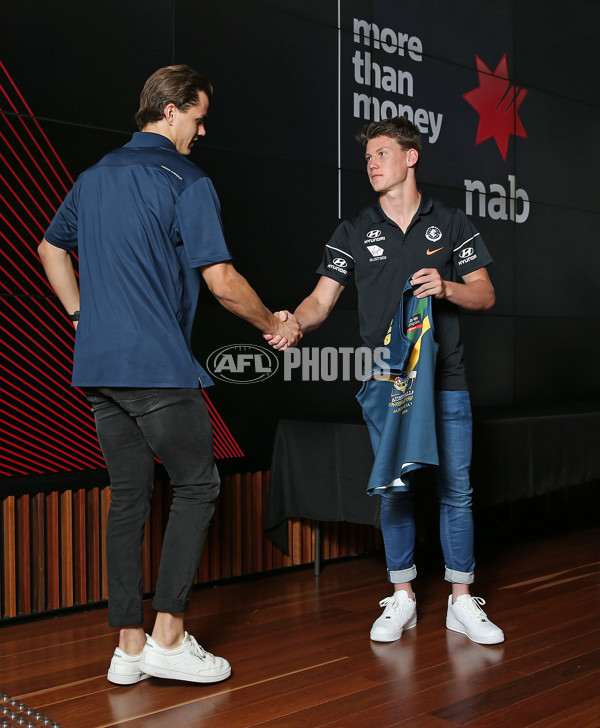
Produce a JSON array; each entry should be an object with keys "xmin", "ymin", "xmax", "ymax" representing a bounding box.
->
[
  {"xmin": 134, "ymin": 65, "xmax": 213, "ymax": 130},
  {"xmin": 357, "ymin": 116, "xmax": 423, "ymax": 157}
]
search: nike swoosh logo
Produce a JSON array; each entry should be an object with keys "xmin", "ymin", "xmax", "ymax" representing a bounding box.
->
[{"xmin": 426, "ymin": 247, "xmax": 443, "ymax": 255}]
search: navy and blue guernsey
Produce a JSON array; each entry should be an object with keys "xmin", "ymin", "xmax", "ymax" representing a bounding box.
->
[
  {"xmin": 45, "ymin": 132, "xmax": 231, "ymax": 388},
  {"xmin": 357, "ymin": 277, "xmax": 439, "ymax": 494}
]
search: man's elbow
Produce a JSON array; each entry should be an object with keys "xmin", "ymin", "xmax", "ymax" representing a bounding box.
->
[
  {"xmin": 206, "ymin": 271, "xmax": 239, "ymax": 302},
  {"xmin": 37, "ymin": 238, "xmax": 50, "ymax": 261},
  {"xmin": 202, "ymin": 263, "xmax": 242, "ymax": 302},
  {"xmin": 38, "ymin": 238, "xmax": 62, "ymax": 265},
  {"xmin": 481, "ymin": 287, "xmax": 495, "ymax": 311},
  {"xmin": 210, "ymin": 283, "xmax": 235, "ymax": 304}
]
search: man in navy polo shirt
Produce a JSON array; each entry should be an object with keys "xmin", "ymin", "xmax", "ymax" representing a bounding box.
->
[
  {"xmin": 270, "ymin": 116, "xmax": 504, "ymax": 646},
  {"xmin": 38, "ymin": 64, "xmax": 300, "ymax": 685}
]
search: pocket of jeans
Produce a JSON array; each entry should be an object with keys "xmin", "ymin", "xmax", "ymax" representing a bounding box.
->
[
  {"xmin": 113, "ymin": 389, "xmax": 160, "ymax": 417},
  {"xmin": 83, "ymin": 388, "xmax": 104, "ymax": 412}
]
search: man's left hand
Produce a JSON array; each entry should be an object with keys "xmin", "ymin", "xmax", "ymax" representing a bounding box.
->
[{"xmin": 410, "ymin": 268, "xmax": 447, "ymax": 299}]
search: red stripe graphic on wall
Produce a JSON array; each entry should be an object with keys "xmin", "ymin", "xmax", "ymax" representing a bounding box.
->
[{"xmin": 0, "ymin": 61, "xmax": 243, "ymax": 477}]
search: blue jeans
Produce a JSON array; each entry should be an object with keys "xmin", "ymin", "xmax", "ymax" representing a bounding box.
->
[
  {"xmin": 368, "ymin": 390, "xmax": 475, "ymax": 585},
  {"xmin": 84, "ymin": 387, "xmax": 220, "ymax": 627}
]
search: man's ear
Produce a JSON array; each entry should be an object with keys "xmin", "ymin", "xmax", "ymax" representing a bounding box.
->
[
  {"xmin": 407, "ymin": 148, "xmax": 419, "ymax": 167},
  {"xmin": 163, "ymin": 103, "xmax": 177, "ymax": 125}
]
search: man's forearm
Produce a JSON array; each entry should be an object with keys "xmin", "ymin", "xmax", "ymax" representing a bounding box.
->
[
  {"xmin": 211, "ymin": 271, "xmax": 280, "ymax": 333},
  {"xmin": 443, "ymin": 279, "xmax": 495, "ymax": 311},
  {"xmin": 203, "ymin": 262, "xmax": 301, "ymax": 349},
  {"xmin": 411, "ymin": 267, "xmax": 495, "ymax": 311},
  {"xmin": 292, "ymin": 276, "xmax": 344, "ymax": 333},
  {"xmin": 38, "ymin": 239, "xmax": 80, "ymax": 318},
  {"xmin": 293, "ymin": 296, "xmax": 331, "ymax": 333}
]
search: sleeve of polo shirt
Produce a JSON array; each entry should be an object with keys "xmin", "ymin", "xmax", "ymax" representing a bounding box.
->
[
  {"xmin": 44, "ymin": 186, "xmax": 79, "ymax": 251},
  {"xmin": 177, "ymin": 176, "xmax": 232, "ymax": 267},
  {"xmin": 451, "ymin": 209, "xmax": 493, "ymax": 277},
  {"xmin": 316, "ymin": 220, "xmax": 355, "ymax": 285}
]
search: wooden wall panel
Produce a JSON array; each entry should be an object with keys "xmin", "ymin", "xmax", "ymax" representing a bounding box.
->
[
  {"xmin": 73, "ymin": 488, "xmax": 86, "ymax": 604},
  {"xmin": 17, "ymin": 493, "xmax": 31, "ymax": 614},
  {"xmin": 46, "ymin": 490, "xmax": 60, "ymax": 610},
  {"xmin": 60, "ymin": 490, "xmax": 73, "ymax": 607},
  {"xmin": 231, "ymin": 473, "xmax": 242, "ymax": 577},
  {"xmin": 31, "ymin": 492, "xmax": 45, "ymax": 613},
  {"xmin": 0, "ymin": 470, "xmax": 382, "ymax": 621},
  {"xmin": 251, "ymin": 472, "xmax": 263, "ymax": 574},
  {"xmin": 86, "ymin": 487, "xmax": 100, "ymax": 603},
  {"xmin": 2, "ymin": 495, "xmax": 16, "ymax": 618},
  {"xmin": 242, "ymin": 472, "xmax": 252, "ymax": 575}
]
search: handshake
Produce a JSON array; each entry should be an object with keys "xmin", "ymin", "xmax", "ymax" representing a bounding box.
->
[{"xmin": 264, "ymin": 310, "xmax": 301, "ymax": 351}]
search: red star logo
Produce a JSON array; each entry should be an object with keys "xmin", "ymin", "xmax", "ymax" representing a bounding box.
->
[{"xmin": 463, "ymin": 55, "xmax": 528, "ymax": 161}]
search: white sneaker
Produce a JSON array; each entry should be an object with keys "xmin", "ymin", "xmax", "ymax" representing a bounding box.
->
[
  {"xmin": 370, "ymin": 591, "xmax": 417, "ymax": 642},
  {"xmin": 107, "ymin": 645, "xmax": 151, "ymax": 685},
  {"xmin": 139, "ymin": 632, "xmax": 231, "ymax": 683},
  {"xmin": 446, "ymin": 595, "xmax": 504, "ymax": 645}
]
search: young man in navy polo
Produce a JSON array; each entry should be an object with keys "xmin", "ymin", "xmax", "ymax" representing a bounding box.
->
[
  {"xmin": 269, "ymin": 116, "xmax": 504, "ymax": 646},
  {"xmin": 39, "ymin": 65, "xmax": 300, "ymax": 685}
]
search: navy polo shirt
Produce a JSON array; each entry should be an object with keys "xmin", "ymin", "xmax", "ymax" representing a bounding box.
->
[
  {"xmin": 317, "ymin": 194, "xmax": 492, "ymax": 390},
  {"xmin": 45, "ymin": 132, "xmax": 231, "ymax": 388}
]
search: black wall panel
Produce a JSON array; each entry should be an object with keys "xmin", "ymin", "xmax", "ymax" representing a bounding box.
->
[
  {"xmin": 515, "ymin": 317, "xmax": 600, "ymax": 405},
  {"xmin": 175, "ymin": 0, "xmax": 339, "ymax": 167},
  {"xmin": 514, "ymin": 203, "xmax": 599, "ymax": 318},
  {"xmin": 515, "ymin": 0, "xmax": 600, "ymax": 107},
  {"xmin": 1, "ymin": 1, "xmax": 173, "ymax": 132}
]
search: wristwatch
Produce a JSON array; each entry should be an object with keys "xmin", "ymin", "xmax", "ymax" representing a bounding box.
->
[{"xmin": 69, "ymin": 310, "xmax": 80, "ymax": 322}]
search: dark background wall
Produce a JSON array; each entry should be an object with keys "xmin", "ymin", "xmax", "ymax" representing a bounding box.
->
[{"xmin": 1, "ymin": 0, "xmax": 599, "ymax": 477}]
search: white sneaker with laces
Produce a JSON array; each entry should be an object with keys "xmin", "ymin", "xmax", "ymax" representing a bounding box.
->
[
  {"xmin": 370, "ymin": 590, "xmax": 417, "ymax": 642},
  {"xmin": 107, "ymin": 646, "xmax": 151, "ymax": 685},
  {"xmin": 139, "ymin": 631, "xmax": 231, "ymax": 683},
  {"xmin": 446, "ymin": 595, "xmax": 504, "ymax": 645}
]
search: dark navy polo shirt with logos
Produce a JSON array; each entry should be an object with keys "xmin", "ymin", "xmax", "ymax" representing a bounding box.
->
[
  {"xmin": 317, "ymin": 194, "xmax": 492, "ymax": 390},
  {"xmin": 45, "ymin": 132, "xmax": 231, "ymax": 388}
]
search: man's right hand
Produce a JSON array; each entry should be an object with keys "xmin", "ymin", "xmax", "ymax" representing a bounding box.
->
[{"xmin": 267, "ymin": 311, "xmax": 301, "ymax": 350}]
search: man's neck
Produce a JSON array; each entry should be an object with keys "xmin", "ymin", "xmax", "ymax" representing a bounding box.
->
[
  {"xmin": 142, "ymin": 121, "xmax": 174, "ymax": 146},
  {"xmin": 379, "ymin": 185, "xmax": 421, "ymax": 233}
]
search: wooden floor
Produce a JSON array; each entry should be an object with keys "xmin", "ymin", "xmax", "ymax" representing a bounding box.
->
[{"xmin": 1, "ymin": 526, "xmax": 599, "ymax": 728}]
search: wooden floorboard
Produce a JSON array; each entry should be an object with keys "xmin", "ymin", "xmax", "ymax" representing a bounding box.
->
[{"xmin": 0, "ymin": 526, "xmax": 598, "ymax": 728}]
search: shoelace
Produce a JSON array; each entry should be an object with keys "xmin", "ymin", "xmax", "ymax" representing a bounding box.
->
[
  {"xmin": 187, "ymin": 633, "xmax": 208, "ymax": 658},
  {"xmin": 378, "ymin": 595, "xmax": 412, "ymax": 612},
  {"xmin": 463, "ymin": 596, "xmax": 489, "ymax": 620}
]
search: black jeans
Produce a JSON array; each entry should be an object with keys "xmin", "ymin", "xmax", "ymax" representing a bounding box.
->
[{"xmin": 84, "ymin": 387, "xmax": 220, "ymax": 627}]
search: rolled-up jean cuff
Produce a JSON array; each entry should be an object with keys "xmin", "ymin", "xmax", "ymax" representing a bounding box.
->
[
  {"xmin": 152, "ymin": 597, "xmax": 190, "ymax": 614},
  {"xmin": 388, "ymin": 565, "xmax": 417, "ymax": 583},
  {"xmin": 108, "ymin": 610, "xmax": 144, "ymax": 629},
  {"xmin": 444, "ymin": 566, "xmax": 474, "ymax": 584}
]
